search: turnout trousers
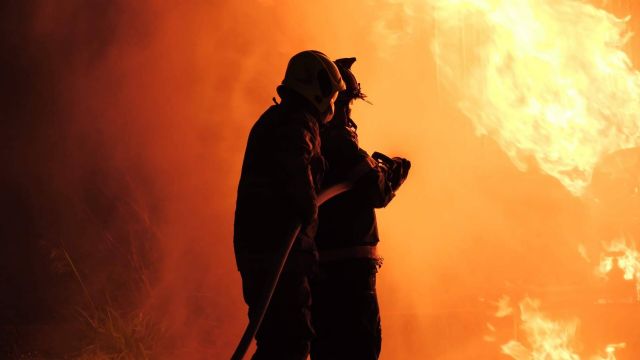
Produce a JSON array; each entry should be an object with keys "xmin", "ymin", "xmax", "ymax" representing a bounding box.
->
[{"xmin": 310, "ymin": 258, "xmax": 381, "ymax": 360}]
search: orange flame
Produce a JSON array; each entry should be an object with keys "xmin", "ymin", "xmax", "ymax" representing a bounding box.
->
[
  {"xmin": 597, "ymin": 237, "xmax": 640, "ymax": 301},
  {"xmin": 597, "ymin": 343, "xmax": 627, "ymax": 360},
  {"xmin": 500, "ymin": 297, "xmax": 625, "ymax": 360},
  {"xmin": 432, "ymin": 0, "xmax": 640, "ymax": 196},
  {"xmin": 495, "ymin": 294, "xmax": 514, "ymax": 318},
  {"xmin": 502, "ymin": 297, "xmax": 581, "ymax": 360}
]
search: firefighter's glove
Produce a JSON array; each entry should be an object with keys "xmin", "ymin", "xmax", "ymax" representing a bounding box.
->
[{"xmin": 390, "ymin": 157, "xmax": 411, "ymax": 191}]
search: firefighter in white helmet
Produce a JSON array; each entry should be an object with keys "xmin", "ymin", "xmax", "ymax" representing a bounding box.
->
[{"xmin": 234, "ymin": 50, "xmax": 345, "ymax": 359}]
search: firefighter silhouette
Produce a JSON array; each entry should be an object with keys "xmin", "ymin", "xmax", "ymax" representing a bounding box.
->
[
  {"xmin": 310, "ymin": 57, "xmax": 411, "ymax": 360},
  {"xmin": 233, "ymin": 50, "xmax": 345, "ymax": 360}
]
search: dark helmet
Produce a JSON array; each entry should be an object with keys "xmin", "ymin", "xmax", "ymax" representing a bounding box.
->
[
  {"xmin": 334, "ymin": 57, "xmax": 368, "ymax": 104},
  {"xmin": 281, "ymin": 50, "xmax": 346, "ymax": 113}
]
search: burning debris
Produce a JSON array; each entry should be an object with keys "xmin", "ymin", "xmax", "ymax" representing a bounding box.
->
[
  {"xmin": 432, "ymin": 0, "xmax": 640, "ymax": 196},
  {"xmin": 493, "ymin": 297, "xmax": 626, "ymax": 360},
  {"xmin": 597, "ymin": 237, "xmax": 640, "ymax": 301},
  {"xmin": 502, "ymin": 297, "xmax": 581, "ymax": 360},
  {"xmin": 598, "ymin": 343, "xmax": 627, "ymax": 360}
]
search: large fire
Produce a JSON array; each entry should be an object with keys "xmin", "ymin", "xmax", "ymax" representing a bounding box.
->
[
  {"xmin": 431, "ymin": 0, "xmax": 640, "ymax": 358},
  {"xmin": 431, "ymin": 0, "xmax": 640, "ymax": 196}
]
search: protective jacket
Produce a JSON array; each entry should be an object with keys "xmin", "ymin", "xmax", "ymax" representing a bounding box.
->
[
  {"xmin": 234, "ymin": 91, "xmax": 325, "ymax": 272},
  {"xmin": 312, "ymin": 115, "xmax": 408, "ymax": 360},
  {"xmin": 315, "ymin": 117, "xmax": 400, "ymax": 252}
]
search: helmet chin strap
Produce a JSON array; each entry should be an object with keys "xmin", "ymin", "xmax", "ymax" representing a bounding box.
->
[{"xmin": 320, "ymin": 104, "xmax": 335, "ymax": 125}]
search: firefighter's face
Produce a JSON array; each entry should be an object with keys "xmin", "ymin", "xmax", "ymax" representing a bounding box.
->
[
  {"xmin": 320, "ymin": 91, "xmax": 339, "ymax": 124},
  {"xmin": 345, "ymin": 99, "xmax": 353, "ymax": 117},
  {"xmin": 333, "ymin": 98, "xmax": 352, "ymax": 122}
]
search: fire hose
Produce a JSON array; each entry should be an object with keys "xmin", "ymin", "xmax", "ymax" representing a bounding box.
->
[{"xmin": 230, "ymin": 159, "xmax": 375, "ymax": 360}]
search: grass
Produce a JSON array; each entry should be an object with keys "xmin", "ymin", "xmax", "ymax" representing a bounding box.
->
[{"xmin": 54, "ymin": 243, "xmax": 163, "ymax": 360}]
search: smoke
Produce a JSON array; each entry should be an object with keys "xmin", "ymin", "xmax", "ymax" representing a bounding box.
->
[
  {"xmin": 2, "ymin": 0, "xmax": 640, "ymax": 358},
  {"xmin": 0, "ymin": 0, "xmax": 248, "ymax": 356},
  {"xmin": 0, "ymin": 0, "xmax": 410, "ymax": 357}
]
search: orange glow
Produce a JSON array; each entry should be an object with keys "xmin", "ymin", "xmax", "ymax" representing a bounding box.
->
[{"xmin": 5, "ymin": 0, "xmax": 640, "ymax": 358}]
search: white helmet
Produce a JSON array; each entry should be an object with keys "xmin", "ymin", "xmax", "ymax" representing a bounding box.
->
[{"xmin": 281, "ymin": 50, "xmax": 346, "ymax": 113}]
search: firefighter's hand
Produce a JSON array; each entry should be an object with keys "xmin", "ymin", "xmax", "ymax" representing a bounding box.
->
[
  {"xmin": 396, "ymin": 157, "xmax": 411, "ymax": 179},
  {"xmin": 391, "ymin": 157, "xmax": 411, "ymax": 190}
]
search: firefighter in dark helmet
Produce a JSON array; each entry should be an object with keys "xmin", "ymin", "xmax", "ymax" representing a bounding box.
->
[
  {"xmin": 310, "ymin": 57, "xmax": 410, "ymax": 360},
  {"xmin": 234, "ymin": 50, "xmax": 345, "ymax": 360}
]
